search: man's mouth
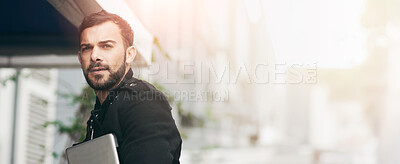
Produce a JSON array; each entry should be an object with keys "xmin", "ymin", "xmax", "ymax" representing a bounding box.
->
[{"xmin": 89, "ymin": 67, "xmax": 108, "ymax": 73}]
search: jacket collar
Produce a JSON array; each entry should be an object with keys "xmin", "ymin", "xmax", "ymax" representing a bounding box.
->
[
  {"xmin": 110, "ymin": 68, "xmax": 133, "ymax": 92},
  {"xmin": 94, "ymin": 68, "xmax": 134, "ymax": 109}
]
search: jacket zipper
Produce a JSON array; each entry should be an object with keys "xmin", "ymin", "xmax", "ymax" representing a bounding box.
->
[
  {"xmin": 90, "ymin": 119, "xmax": 94, "ymax": 140},
  {"xmin": 90, "ymin": 114, "xmax": 99, "ymax": 140}
]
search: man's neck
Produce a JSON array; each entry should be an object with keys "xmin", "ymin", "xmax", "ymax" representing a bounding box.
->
[{"xmin": 95, "ymin": 90, "xmax": 109, "ymax": 105}]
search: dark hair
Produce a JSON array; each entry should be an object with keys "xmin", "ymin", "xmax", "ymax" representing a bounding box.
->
[{"xmin": 78, "ymin": 10, "xmax": 134, "ymax": 48}]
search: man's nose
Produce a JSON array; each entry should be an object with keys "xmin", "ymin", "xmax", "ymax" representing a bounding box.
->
[{"xmin": 90, "ymin": 46, "xmax": 103, "ymax": 62}]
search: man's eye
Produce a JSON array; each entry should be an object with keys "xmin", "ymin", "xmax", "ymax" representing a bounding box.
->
[
  {"xmin": 102, "ymin": 45, "xmax": 113, "ymax": 49},
  {"xmin": 81, "ymin": 47, "xmax": 91, "ymax": 52}
]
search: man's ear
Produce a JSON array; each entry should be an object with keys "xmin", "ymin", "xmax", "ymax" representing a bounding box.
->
[
  {"xmin": 78, "ymin": 51, "xmax": 82, "ymax": 64},
  {"xmin": 125, "ymin": 46, "xmax": 136, "ymax": 65}
]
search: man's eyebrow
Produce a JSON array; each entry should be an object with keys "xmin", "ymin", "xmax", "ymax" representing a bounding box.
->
[
  {"xmin": 80, "ymin": 43, "xmax": 91, "ymax": 48},
  {"xmin": 98, "ymin": 40, "xmax": 117, "ymax": 44}
]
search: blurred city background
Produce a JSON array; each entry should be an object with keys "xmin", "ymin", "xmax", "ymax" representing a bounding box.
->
[{"xmin": 0, "ymin": 0, "xmax": 399, "ymax": 163}]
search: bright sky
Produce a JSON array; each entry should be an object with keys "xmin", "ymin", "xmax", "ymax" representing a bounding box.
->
[{"xmin": 261, "ymin": 0, "xmax": 367, "ymax": 68}]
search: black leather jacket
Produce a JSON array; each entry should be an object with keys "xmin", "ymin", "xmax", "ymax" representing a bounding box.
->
[{"xmin": 82, "ymin": 68, "xmax": 182, "ymax": 164}]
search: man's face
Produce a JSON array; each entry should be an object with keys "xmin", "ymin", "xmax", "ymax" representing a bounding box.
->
[{"xmin": 79, "ymin": 21, "xmax": 127, "ymax": 90}]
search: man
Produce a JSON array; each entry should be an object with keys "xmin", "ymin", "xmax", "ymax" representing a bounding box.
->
[{"xmin": 77, "ymin": 10, "xmax": 182, "ymax": 163}]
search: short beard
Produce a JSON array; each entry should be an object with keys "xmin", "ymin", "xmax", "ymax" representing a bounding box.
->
[{"xmin": 83, "ymin": 60, "xmax": 126, "ymax": 91}]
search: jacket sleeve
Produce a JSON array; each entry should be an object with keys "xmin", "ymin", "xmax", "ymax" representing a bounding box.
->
[{"xmin": 118, "ymin": 91, "xmax": 182, "ymax": 164}]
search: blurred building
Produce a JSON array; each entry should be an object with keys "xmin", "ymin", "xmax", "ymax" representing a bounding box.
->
[{"xmin": 127, "ymin": 0, "xmax": 276, "ymax": 151}]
